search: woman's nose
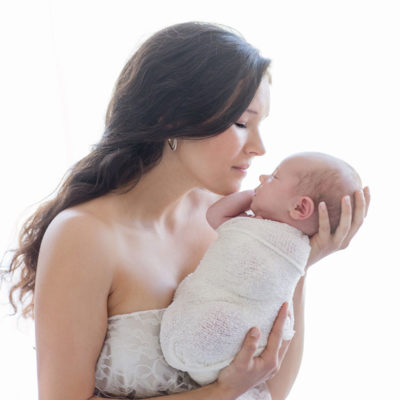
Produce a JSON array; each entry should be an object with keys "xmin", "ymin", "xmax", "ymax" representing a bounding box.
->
[{"xmin": 245, "ymin": 129, "xmax": 266, "ymax": 156}]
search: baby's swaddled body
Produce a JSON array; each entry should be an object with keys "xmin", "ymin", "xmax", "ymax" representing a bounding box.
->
[{"xmin": 160, "ymin": 217, "xmax": 311, "ymax": 387}]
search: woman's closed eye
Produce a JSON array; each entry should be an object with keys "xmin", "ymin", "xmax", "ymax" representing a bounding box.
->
[{"xmin": 234, "ymin": 122, "xmax": 247, "ymax": 129}]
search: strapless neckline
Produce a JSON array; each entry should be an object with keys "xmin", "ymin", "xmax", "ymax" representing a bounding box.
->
[{"xmin": 108, "ymin": 307, "xmax": 167, "ymax": 321}]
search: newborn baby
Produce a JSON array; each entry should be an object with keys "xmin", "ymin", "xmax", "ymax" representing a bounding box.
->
[{"xmin": 160, "ymin": 152, "xmax": 362, "ymax": 389}]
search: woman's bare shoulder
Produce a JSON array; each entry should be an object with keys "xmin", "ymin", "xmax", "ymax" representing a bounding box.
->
[
  {"xmin": 45, "ymin": 205, "xmax": 113, "ymax": 242},
  {"xmin": 39, "ymin": 203, "xmax": 118, "ymax": 274},
  {"xmin": 36, "ymin": 205, "xmax": 117, "ymax": 313}
]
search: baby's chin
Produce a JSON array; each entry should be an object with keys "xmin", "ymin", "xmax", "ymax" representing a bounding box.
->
[
  {"xmin": 249, "ymin": 199, "xmax": 261, "ymax": 214},
  {"xmin": 249, "ymin": 205, "xmax": 268, "ymax": 219},
  {"xmin": 250, "ymin": 207, "xmax": 288, "ymax": 224}
]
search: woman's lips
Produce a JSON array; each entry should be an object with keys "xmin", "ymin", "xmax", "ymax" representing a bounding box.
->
[
  {"xmin": 232, "ymin": 165, "xmax": 249, "ymax": 175},
  {"xmin": 233, "ymin": 164, "xmax": 249, "ymax": 170}
]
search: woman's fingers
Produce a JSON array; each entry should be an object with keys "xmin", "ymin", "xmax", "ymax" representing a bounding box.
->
[
  {"xmin": 233, "ymin": 326, "xmax": 260, "ymax": 367},
  {"xmin": 232, "ymin": 302, "xmax": 289, "ymax": 367},
  {"xmin": 333, "ymin": 195, "xmax": 352, "ymax": 248},
  {"xmin": 339, "ymin": 188, "xmax": 368, "ymax": 249},
  {"xmin": 259, "ymin": 302, "xmax": 288, "ymax": 363},
  {"xmin": 317, "ymin": 202, "xmax": 331, "ymax": 241},
  {"xmin": 308, "ymin": 186, "xmax": 370, "ymax": 267},
  {"xmin": 348, "ymin": 189, "xmax": 366, "ymax": 233},
  {"xmin": 219, "ymin": 302, "xmax": 292, "ymax": 392},
  {"xmin": 363, "ymin": 186, "xmax": 371, "ymax": 217},
  {"xmin": 354, "ymin": 189, "xmax": 366, "ymax": 224}
]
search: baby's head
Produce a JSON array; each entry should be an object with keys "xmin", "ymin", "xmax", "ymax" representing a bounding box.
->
[{"xmin": 250, "ymin": 152, "xmax": 362, "ymax": 236}]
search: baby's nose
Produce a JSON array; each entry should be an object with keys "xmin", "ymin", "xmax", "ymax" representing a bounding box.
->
[{"xmin": 259, "ymin": 175, "xmax": 268, "ymax": 183}]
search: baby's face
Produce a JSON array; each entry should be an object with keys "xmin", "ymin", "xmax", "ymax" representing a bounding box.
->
[{"xmin": 250, "ymin": 156, "xmax": 307, "ymax": 221}]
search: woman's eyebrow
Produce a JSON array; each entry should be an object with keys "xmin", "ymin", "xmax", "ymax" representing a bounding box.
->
[{"xmin": 246, "ymin": 108, "xmax": 258, "ymax": 115}]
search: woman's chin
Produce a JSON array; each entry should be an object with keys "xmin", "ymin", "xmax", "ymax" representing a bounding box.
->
[
  {"xmin": 213, "ymin": 184, "xmax": 241, "ymax": 196},
  {"xmin": 228, "ymin": 180, "xmax": 243, "ymax": 194},
  {"xmin": 202, "ymin": 175, "xmax": 244, "ymax": 195}
]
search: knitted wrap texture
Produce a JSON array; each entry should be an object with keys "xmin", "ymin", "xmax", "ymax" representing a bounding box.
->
[{"xmin": 160, "ymin": 217, "xmax": 311, "ymax": 386}]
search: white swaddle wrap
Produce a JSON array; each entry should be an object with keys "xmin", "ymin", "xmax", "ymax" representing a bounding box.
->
[{"xmin": 160, "ymin": 217, "xmax": 311, "ymax": 388}]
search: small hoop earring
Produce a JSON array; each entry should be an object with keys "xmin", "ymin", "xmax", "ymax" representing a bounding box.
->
[{"xmin": 168, "ymin": 138, "xmax": 177, "ymax": 151}]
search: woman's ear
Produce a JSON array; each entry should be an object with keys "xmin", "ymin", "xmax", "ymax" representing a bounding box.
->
[{"xmin": 289, "ymin": 196, "xmax": 315, "ymax": 220}]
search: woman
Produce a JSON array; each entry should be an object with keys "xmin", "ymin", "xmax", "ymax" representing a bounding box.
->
[{"xmin": 5, "ymin": 21, "xmax": 369, "ymax": 399}]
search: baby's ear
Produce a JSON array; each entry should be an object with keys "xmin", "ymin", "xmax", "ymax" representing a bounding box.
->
[{"xmin": 289, "ymin": 196, "xmax": 315, "ymax": 220}]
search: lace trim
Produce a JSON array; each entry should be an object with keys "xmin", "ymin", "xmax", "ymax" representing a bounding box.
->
[
  {"xmin": 95, "ymin": 308, "xmax": 270, "ymax": 399},
  {"xmin": 95, "ymin": 308, "xmax": 199, "ymax": 399},
  {"xmin": 107, "ymin": 308, "xmax": 167, "ymax": 321}
]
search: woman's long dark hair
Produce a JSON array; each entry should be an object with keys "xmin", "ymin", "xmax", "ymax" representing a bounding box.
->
[{"xmin": 3, "ymin": 21, "xmax": 270, "ymax": 318}]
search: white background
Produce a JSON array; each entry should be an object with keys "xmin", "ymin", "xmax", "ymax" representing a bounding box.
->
[{"xmin": 1, "ymin": 1, "xmax": 399, "ymax": 398}]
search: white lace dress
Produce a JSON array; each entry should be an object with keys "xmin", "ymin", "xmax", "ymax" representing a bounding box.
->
[{"xmin": 94, "ymin": 308, "xmax": 270, "ymax": 399}]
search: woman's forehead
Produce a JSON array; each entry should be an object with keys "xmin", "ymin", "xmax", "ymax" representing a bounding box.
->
[{"xmin": 247, "ymin": 78, "xmax": 270, "ymax": 119}]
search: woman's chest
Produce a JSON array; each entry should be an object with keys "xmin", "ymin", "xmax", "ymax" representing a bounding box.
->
[{"xmin": 107, "ymin": 221, "xmax": 217, "ymax": 316}]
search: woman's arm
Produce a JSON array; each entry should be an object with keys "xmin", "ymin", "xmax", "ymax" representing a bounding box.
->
[
  {"xmin": 265, "ymin": 276, "xmax": 306, "ymax": 400},
  {"xmin": 35, "ymin": 211, "xmax": 115, "ymax": 400},
  {"xmin": 266, "ymin": 187, "xmax": 370, "ymax": 400}
]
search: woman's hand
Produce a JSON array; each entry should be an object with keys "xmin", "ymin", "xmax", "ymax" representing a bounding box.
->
[
  {"xmin": 215, "ymin": 303, "xmax": 291, "ymax": 398},
  {"xmin": 307, "ymin": 186, "xmax": 371, "ymax": 267}
]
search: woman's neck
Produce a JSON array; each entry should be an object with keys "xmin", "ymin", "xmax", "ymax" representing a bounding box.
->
[{"xmin": 107, "ymin": 151, "xmax": 198, "ymax": 231}]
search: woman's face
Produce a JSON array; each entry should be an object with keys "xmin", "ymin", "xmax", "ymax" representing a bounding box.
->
[{"xmin": 178, "ymin": 77, "xmax": 270, "ymax": 195}]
